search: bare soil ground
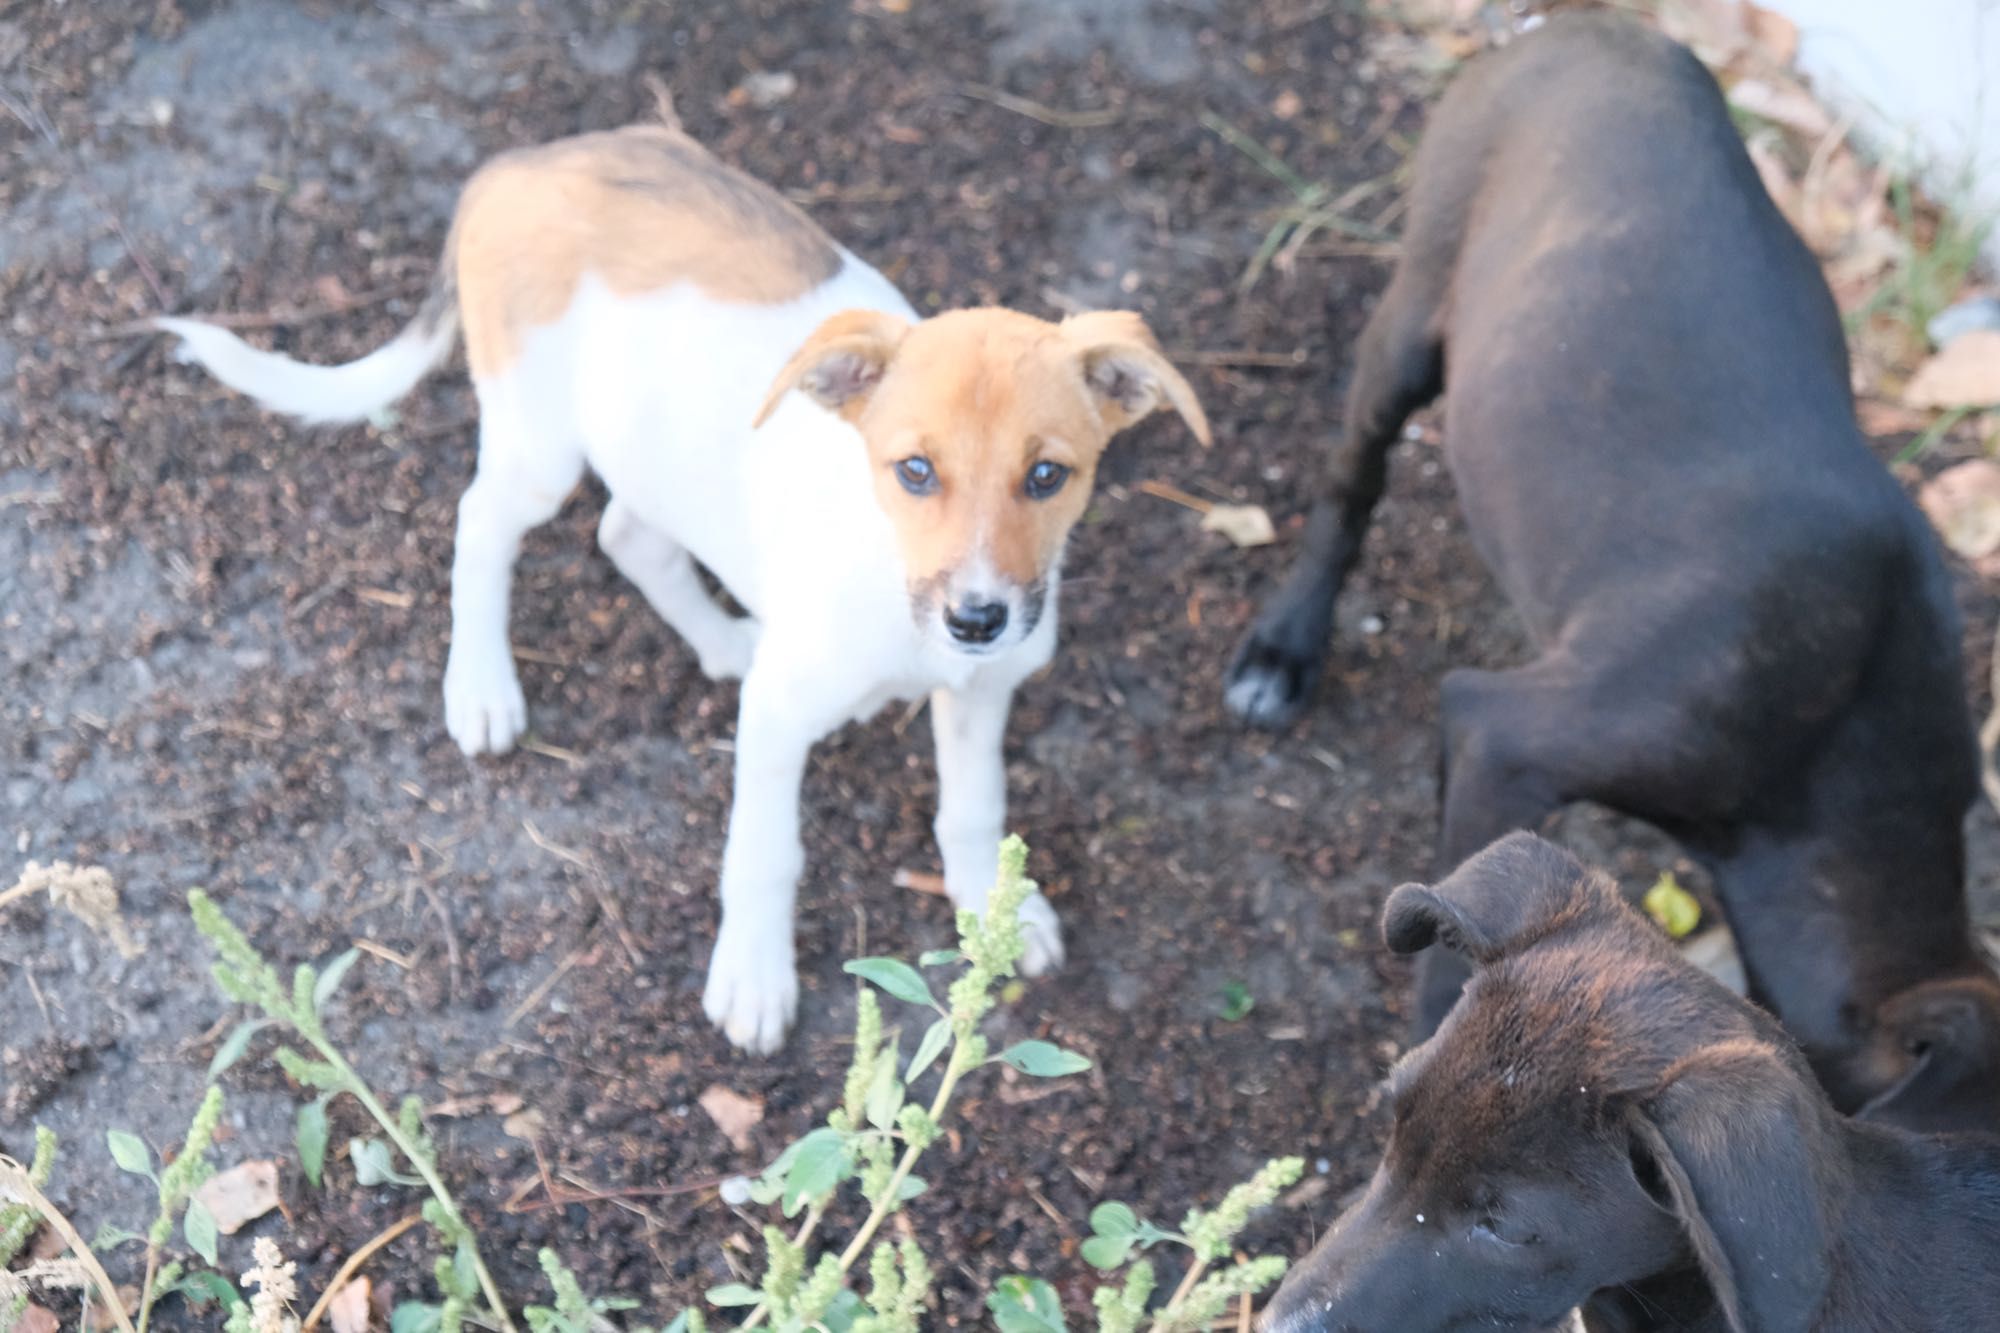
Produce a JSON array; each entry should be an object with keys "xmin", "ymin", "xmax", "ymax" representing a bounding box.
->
[{"xmin": 3, "ymin": 0, "xmax": 1996, "ymax": 1325}]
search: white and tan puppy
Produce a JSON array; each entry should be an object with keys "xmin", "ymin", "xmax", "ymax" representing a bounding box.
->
[{"xmin": 158, "ymin": 119, "xmax": 1210, "ymax": 1052}]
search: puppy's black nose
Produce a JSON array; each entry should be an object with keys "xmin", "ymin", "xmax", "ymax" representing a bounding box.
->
[{"xmin": 945, "ymin": 599, "xmax": 1008, "ymax": 644}]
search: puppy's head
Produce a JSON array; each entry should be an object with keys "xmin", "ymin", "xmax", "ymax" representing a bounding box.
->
[
  {"xmin": 1855, "ymin": 971, "xmax": 2000, "ymax": 1136},
  {"xmin": 756, "ymin": 307, "xmax": 1208, "ymax": 655},
  {"xmin": 1261, "ymin": 834, "xmax": 1843, "ymax": 1333}
]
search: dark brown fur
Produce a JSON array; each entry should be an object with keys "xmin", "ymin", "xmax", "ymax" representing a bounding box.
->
[{"xmin": 1261, "ymin": 834, "xmax": 2000, "ymax": 1333}]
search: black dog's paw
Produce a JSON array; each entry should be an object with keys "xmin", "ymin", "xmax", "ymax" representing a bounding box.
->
[{"xmin": 1224, "ymin": 626, "xmax": 1318, "ymax": 729}]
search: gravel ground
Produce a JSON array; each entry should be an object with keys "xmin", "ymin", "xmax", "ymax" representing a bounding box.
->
[{"xmin": 3, "ymin": 0, "xmax": 1995, "ymax": 1325}]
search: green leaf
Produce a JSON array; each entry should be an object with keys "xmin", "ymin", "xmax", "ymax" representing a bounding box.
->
[
  {"xmin": 822, "ymin": 1288, "xmax": 866, "ymax": 1331},
  {"xmin": 390, "ymin": 1303, "xmax": 444, "ymax": 1333},
  {"xmin": 297, "ymin": 1097, "xmax": 330, "ymax": 1189},
  {"xmin": 705, "ymin": 1283, "xmax": 762, "ymax": 1308},
  {"xmin": 91, "ymin": 1223, "xmax": 146, "ymax": 1250},
  {"xmin": 906, "ymin": 1018, "xmax": 951, "ymax": 1083},
  {"xmin": 452, "ymin": 1237, "xmax": 480, "ymax": 1303},
  {"xmin": 782, "ymin": 1127, "xmax": 854, "ymax": 1211},
  {"xmin": 917, "ymin": 949, "xmax": 960, "ymax": 967},
  {"xmin": 843, "ymin": 958, "xmax": 936, "ymax": 1008},
  {"xmin": 1089, "ymin": 1202, "xmax": 1138, "ymax": 1239},
  {"xmin": 167, "ymin": 1268, "xmax": 243, "ymax": 1309},
  {"xmin": 106, "ymin": 1130, "xmax": 153, "ymax": 1178},
  {"xmin": 987, "ymin": 1275, "xmax": 1068, "ymax": 1332},
  {"xmin": 350, "ymin": 1136, "xmax": 421, "ymax": 1188},
  {"xmin": 207, "ymin": 1018, "xmax": 272, "ymax": 1082},
  {"xmin": 1216, "ymin": 981, "xmax": 1256, "ymax": 1023},
  {"xmin": 313, "ymin": 946, "xmax": 362, "ymax": 1012},
  {"xmin": 896, "ymin": 1174, "xmax": 927, "ymax": 1201},
  {"xmin": 1080, "ymin": 1234, "xmax": 1134, "ymax": 1270},
  {"xmin": 184, "ymin": 1194, "xmax": 220, "ymax": 1266},
  {"xmin": 663, "ymin": 1314, "xmax": 695, "ymax": 1333},
  {"xmin": 1643, "ymin": 872, "xmax": 1702, "ymax": 940},
  {"xmin": 998, "ymin": 1040, "xmax": 1092, "ymax": 1078}
]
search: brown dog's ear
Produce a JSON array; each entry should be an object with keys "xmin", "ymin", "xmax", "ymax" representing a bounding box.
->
[
  {"xmin": 754, "ymin": 309, "xmax": 912, "ymax": 428},
  {"xmin": 1857, "ymin": 975, "xmax": 2000, "ymax": 1132},
  {"xmin": 1060, "ymin": 310, "xmax": 1212, "ymax": 446},
  {"xmin": 1382, "ymin": 832, "xmax": 1608, "ymax": 963},
  {"xmin": 1629, "ymin": 1040, "xmax": 1835, "ymax": 1333}
]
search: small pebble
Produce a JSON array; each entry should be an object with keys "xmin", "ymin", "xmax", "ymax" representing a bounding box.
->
[
  {"xmin": 719, "ymin": 1175, "xmax": 754, "ymax": 1206},
  {"xmin": 1359, "ymin": 614, "xmax": 1385, "ymax": 635}
]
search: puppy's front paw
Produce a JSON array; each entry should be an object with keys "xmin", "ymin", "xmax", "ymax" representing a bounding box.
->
[
  {"xmin": 702, "ymin": 926, "xmax": 798, "ymax": 1054},
  {"xmin": 1223, "ymin": 625, "xmax": 1319, "ymax": 730},
  {"xmin": 444, "ymin": 650, "xmax": 527, "ymax": 756},
  {"xmin": 697, "ymin": 617, "xmax": 761, "ymax": 682},
  {"xmin": 1015, "ymin": 891, "xmax": 1065, "ymax": 977}
]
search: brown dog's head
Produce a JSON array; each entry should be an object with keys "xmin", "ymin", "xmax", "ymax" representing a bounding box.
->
[
  {"xmin": 1261, "ymin": 834, "xmax": 1844, "ymax": 1333},
  {"xmin": 755, "ymin": 307, "xmax": 1209, "ymax": 655}
]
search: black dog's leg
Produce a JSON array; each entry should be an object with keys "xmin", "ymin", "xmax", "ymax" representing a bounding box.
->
[
  {"xmin": 1413, "ymin": 664, "xmax": 1577, "ymax": 1034},
  {"xmin": 1224, "ymin": 285, "xmax": 1443, "ymax": 729}
]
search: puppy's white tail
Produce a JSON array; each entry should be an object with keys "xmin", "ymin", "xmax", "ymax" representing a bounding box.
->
[{"xmin": 157, "ymin": 263, "xmax": 458, "ymax": 426}]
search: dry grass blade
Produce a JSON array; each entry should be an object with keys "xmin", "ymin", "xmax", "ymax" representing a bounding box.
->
[
  {"xmin": 300, "ymin": 1213, "xmax": 422, "ymax": 1331},
  {"xmin": 958, "ymin": 83, "xmax": 1126, "ymax": 128},
  {"xmin": 0, "ymin": 1158, "xmax": 137, "ymax": 1333}
]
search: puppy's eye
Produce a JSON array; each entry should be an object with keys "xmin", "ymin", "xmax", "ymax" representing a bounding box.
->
[
  {"xmin": 1024, "ymin": 460, "xmax": 1070, "ymax": 500},
  {"xmin": 895, "ymin": 456, "xmax": 938, "ymax": 496},
  {"xmin": 1472, "ymin": 1216, "xmax": 1536, "ymax": 1248}
]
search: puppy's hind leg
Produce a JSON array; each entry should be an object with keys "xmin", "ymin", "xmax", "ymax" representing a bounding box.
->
[
  {"xmin": 597, "ymin": 498, "xmax": 759, "ymax": 680},
  {"xmin": 444, "ymin": 378, "xmax": 584, "ymax": 756},
  {"xmin": 1225, "ymin": 277, "xmax": 1443, "ymax": 729}
]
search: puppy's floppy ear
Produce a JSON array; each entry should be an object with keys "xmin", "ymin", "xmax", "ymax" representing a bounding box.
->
[
  {"xmin": 754, "ymin": 309, "xmax": 912, "ymax": 428},
  {"xmin": 1858, "ymin": 975, "xmax": 2000, "ymax": 1132},
  {"xmin": 1060, "ymin": 310, "xmax": 1212, "ymax": 446},
  {"xmin": 1382, "ymin": 832, "xmax": 1609, "ymax": 963},
  {"xmin": 1627, "ymin": 1039, "xmax": 1836, "ymax": 1333}
]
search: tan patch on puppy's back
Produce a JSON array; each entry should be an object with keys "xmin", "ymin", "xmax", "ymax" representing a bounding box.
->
[{"xmin": 453, "ymin": 125, "xmax": 840, "ymax": 378}]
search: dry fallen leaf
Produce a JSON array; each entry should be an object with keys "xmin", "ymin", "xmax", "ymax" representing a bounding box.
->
[
  {"xmin": 699, "ymin": 1085, "xmax": 766, "ymax": 1153},
  {"xmin": 329, "ymin": 1276, "xmax": 374, "ymax": 1333},
  {"xmin": 1743, "ymin": 2, "xmax": 1799, "ymax": 65},
  {"xmin": 502, "ymin": 1107, "xmax": 546, "ymax": 1141},
  {"xmin": 1919, "ymin": 459, "xmax": 2000, "ymax": 561},
  {"xmin": 1728, "ymin": 77, "xmax": 1832, "ymax": 138},
  {"xmin": 1904, "ymin": 330, "xmax": 2000, "ymax": 410},
  {"xmin": 1200, "ymin": 503, "xmax": 1276, "ymax": 547},
  {"xmin": 195, "ymin": 1159, "xmax": 281, "ymax": 1235},
  {"xmin": 892, "ymin": 867, "xmax": 948, "ymax": 897},
  {"xmin": 1655, "ymin": 0, "xmax": 1749, "ymax": 66},
  {"xmin": 428, "ymin": 1092, "xmax": 524, "ymax": 1119},
  {"xmin": 1856, "ymin": 397, "xmax": 1929, "ymax": 438}
]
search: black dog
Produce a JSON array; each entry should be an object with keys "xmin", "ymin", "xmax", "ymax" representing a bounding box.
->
[
  {"xmin": 1258, "ymin": 834, "xmax": 2000, "ymax": 1333},
  {"xmin": 1225, "ymin": 13, "xmax": 1999, "ymax": 1123}
]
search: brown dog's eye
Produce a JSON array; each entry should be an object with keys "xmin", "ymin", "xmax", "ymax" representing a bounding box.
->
[
  {"xmin": 1024, "ymin": 460, "xmax": 1070, "ymax": 500},
  {"xmin": 1473, "ymin": 1215, "xmax": 1536, "ymax": 1248}
]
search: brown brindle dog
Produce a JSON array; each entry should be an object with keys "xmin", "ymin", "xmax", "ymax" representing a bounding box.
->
[{"xmin": 1260, "ymin": 834, "xmax": 2000, "ymax": 1333}]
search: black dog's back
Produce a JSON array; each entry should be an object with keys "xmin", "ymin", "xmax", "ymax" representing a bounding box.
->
[
  {"xmin": 1433, "ymin": 17, "xmax": 1966, "ymax": 817},
  {"xmin": 1227, "ymin": 13, "xmax": 1992, "ymax": 1124}
]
